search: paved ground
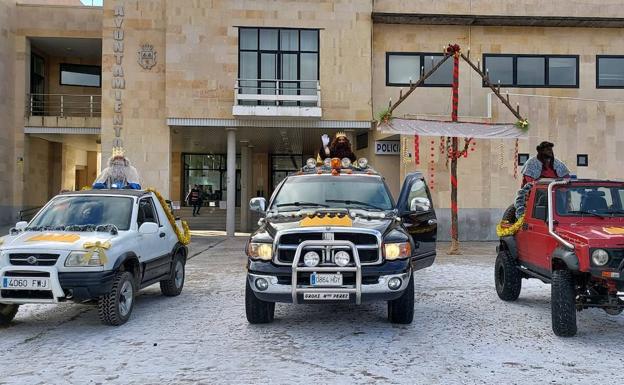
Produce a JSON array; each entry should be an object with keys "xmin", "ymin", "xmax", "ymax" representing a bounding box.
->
[{"xmin": 1, "ymin": 235, "xmax": 623, "ymax": 385}]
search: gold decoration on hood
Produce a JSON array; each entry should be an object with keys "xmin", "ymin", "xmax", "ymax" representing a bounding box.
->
[
  {"xmin": 603, "ymin": 226, "xmax": 624, "ymax": 235},
  {"xmin": 26, "ymin": 233, "xmax": 80, "ymax": 243},
  {"xmin": 300, "ymin": 214, "xmax": 352, "ymax": 227}
]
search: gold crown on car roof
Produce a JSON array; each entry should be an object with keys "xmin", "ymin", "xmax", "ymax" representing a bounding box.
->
[{"xmin": 335, "ymin": 131, "xmax": 347, "ymax": 138}]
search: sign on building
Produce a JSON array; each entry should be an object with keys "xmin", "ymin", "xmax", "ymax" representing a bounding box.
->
[{"xmin": 375, "ymin": 140, "xmax": 400, "ymax": 155}]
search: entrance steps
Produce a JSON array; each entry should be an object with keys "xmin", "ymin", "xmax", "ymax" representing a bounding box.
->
[{"xmin": 177, "ymin": 207, "xmax": 242, "ymax": 231}]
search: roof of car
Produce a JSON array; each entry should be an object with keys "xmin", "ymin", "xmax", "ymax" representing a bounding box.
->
[
  {"xmin": 534, "ymin": 178, "xmax": 624, "ymax": 185},
  {"xmin": 59, "ymin": 189, "xmax": 151, "ymax": 197}
]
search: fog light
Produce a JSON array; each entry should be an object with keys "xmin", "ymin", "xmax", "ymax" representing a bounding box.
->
[
  {"xmin": 388, "ymin": 277, "xmax": 402, "ymax": 290},
  {"xmin": 592, "ymin": 249, "xmax": 609, "ymax": 266},
  {"xmin": 255, "ymin": 277, "xmax": 269, "ymax": 291},
  {"xmin": 341, "ymin": 158, "xmax": 351, "ymax": 168},
  {"xmin": 334, "ymin": 251, "xmax": 350, "ymax": 267},
  {"xmin": 303, "ymin": 251, "xmax": 320, "ymax": 267},
  {"xmin": 306, "ymin": 158, "xmax": 316, "ymax": 168},
  {"xmin": 357, "ymin": 158, "xmax": 368, "ymax": 169},
  {"xmin": 323, "ymin": 158, "xmax": 331, "ymax": 167}
]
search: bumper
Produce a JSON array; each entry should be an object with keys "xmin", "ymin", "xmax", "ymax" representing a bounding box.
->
[
  {"xmin": 589, "ymin": 269, "xmax": 624, "ymax": 291},
  {"xmin": 0, "ymin": 265, "xmax": 115, "ymax": 304}
]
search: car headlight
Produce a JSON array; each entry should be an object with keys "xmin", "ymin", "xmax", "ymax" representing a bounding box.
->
[
  {"xmin": 65, "ymin": 251, "xmax": 104, "ymax": 267},
  {"xmin": 384, "ymin": 242, "xmax": 411, "ymax": 261},
  {"xmin": 247, "ymin": 242, "xmax": 273, "ymax": 261},
  {"xmin": 334, "ymin": 251, "xmax": 350, "ymax": 266},
  {"xmin": 303, "ymin": 251, "xmax": 320, "ymax": 267},
  {"xmin": 591, "ymin": 249, "xmax": 610, "ymax": 266}
]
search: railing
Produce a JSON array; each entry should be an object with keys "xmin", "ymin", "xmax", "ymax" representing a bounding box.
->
[
  {"xmin": 26, "ymin": 93, "xmax": 101, "ymax": 118},
  {"xmin": 234, "ymin": 79, "xmax": 321, "ymax": 107}
]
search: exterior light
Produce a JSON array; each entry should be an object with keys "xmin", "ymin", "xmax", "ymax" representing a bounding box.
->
[
  {"xmin": 334, "ymin": 251, "xmax": 350, "ymax": 267},
  {"xmin": 306, "ymin": 158, "xmax": 316, "ymax": 168},
  {"xmin": 323, "ymin": 158, "xmax": 331, "ymax": 167},
  {"xmin": 330, "ymin": 158, "xmax": 341, "ymax": 169},
  {"xmin": 592, "ymin": 249, "xmax": 609, "ymax": 266},
  {"xmin": 357, "ymin": 158, "xmax": 368, "ymax": 169},
  {"xmin": 303, "ymin": 251, "xmax": 320, "ymax": 267},
  {"xmin": 384, "ymin": 242, "xmax": 411, "ymax": 260},
  {"xmin": 255, "ymin": 277, "xmax": 269, "ymax": 291},
  {"xmin": 341, "ymin": 158, "xmax": 351, "ymax": 168},
  {"xmin": 388, "ymin": 277, "xmax": 402, "ymax": 290}
]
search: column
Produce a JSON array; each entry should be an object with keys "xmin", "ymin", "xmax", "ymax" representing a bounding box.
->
[
  {"xmin": 247, "ymin": 144, "xmax": 255, "ymax": 230},
  {"xmin": 225, "ymin": 128, "xmax": 237, "ymax": 236},
  {"xmin": 240, "ymin": 140, "xmax": 249, "ymax": 233}
]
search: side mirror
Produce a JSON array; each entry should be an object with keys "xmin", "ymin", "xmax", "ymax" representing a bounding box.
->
[
  {"xmin": 250, "ymin": 197, "xmax": 266, "ymax": 213},
  {"xmin": 534, "ymin": 206, "xmax": 547, "ymax": 221},
  {"xmin": 410, "ymin": 197, "xmax": 431, "ymax": 212},
  {"xmin": 15, "ymin": 221, "xmax": 28, "ymax": 230},
  {"xmin": 138, "ymin": 222, "xmax": 159, "ymax": 234}
]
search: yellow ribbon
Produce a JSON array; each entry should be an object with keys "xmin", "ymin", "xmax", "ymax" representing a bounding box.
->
[
  {"xmin": 496, "ymin": 215, "xmax": 525, "ymax": 237},
  {"xmin": 82, "ymin": 240, "xmax": 111, "ymax": 264}
]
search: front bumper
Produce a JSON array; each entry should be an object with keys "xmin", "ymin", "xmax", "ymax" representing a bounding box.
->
[
  {"xmin": 589, "ymin": 268, "xmax": 624, "ymax": 291},
  {"xmin": 0, "ymin": 265, "xmax": 115, "ymax": 304}
]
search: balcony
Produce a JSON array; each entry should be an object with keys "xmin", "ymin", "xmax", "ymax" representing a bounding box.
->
[
  {"xmin": 25, "ymin": 93, "xmax": 101, "ymax": 131},
  {"xmin": 232, "ymin": 79, "xmax": 322, "ymax": 119}
]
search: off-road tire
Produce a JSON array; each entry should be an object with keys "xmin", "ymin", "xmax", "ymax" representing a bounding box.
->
[
  {"xmin": 551, "ymin": 269, "xmax": 578, "ymax": 337},
  {"xmin": 501, "ymin": 204, "xmax": 517, "ymax": 223},
  {"xmin": 388, "ymin": 273, "xmax": 414, "ymax": 324},
  {"xmin": 160, "ymin": 252, "xmax": 186, "ymax": 296},
  {"xmin": 245, "ymin": 279, "xmax": 275, "ymax": 324},
  {"xmin": 495, "ymin": 249, "xmax": 522, "ymax": 301},
  {"xmin": 0, "ymin": 304, "xmax": 19, "ymax": 326},
  {"xmin": 97, "ymin": 271, "xmax": 135, "ymax": 326}
]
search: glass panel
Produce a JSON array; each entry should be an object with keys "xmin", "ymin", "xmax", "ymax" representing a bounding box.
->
[
  {"xmin": 517, "ymin": 57, "xmax": 545, "ymax": 86},
  {"xmin": 281, "ymin": 53, "xmax": 298, "ymax": 80},
  {"xmin": 300, "ymin": 30, "xmax": 318, "ymax": 51},
  {"xmin": 300, "ymin": 53, "xmax": 318, "ymax": 80},
  {"xmin": 239, "ymin": 52, "xmax": 258, "ymax": 102},
  {"xmin": 272, "ymin": 155, "xmax": 301, "ymax": 170},
  {"xmin": 598, "ymin": 57, "xmax": 624, "ymax": 87},
  {"xmin": 29, "ymin": 196, "xmax": 134, "ymax": 230},
  {"xmin": 61, "ymin": 68, "xmax": 100, "ymax": 87},
  {"xmin": 260, "ymin": 53, "xmax": 276, "ymax": 80},
  {"xmin": 548, "ymin": 57, "xmax": 577, "ymax": 86},
  {"xmin": 259, "ymin": 29, "xmax": 278, "ymax": 50},
  {"xmin": 33, "ymin": 55, "xmax": 45, "ymax": 76},
  {"xmin": 556, "ymin": 186, "xmax": 623, "ymax": 216},
  {"xmin": 239, "ymin": 28, "xmax": 257, "ymax": 50},
  {"xmin": 423, "ymin": 55, "xmax": 453, "ymax": 85},
  {"xmin": 280, "ymin": 29, "xmax": 298, "ymax": 51},
  {"xmin": 485, "ymin": 56, "xmax": 513, "ymax": 85},
  {"xmin": 388, "ymin": 54, "xmax": 420, "ymax": 85}
]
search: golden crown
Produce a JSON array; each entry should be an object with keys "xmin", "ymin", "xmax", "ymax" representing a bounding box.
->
[
  {"xmin": 112, "ymin": 146, "xmax": 125, "ymax": 157},
  {"xmin": 335, "ymin": 131, "xmax": 347, "ymax": 138}
]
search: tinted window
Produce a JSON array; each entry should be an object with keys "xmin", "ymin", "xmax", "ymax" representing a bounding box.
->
[
  {"xmin": 548, "ymin": 57, "xmax": 577, "ymax": 86},
  {"xmin": 138, "ymin": 198, "xmax": 159, "ymax": 226},
  {"xmin": 483, "ymin": 54, "xmax": 578, "ymax": 87},
  {"xmin": 387, "ymin": 53, "xmax": 452, "ymax": 86},
  {"xmin": 484, "ymin": 56, "xmax": 514, "ymax": 85},
  {"xmin": 60, "ymin": 64, "xmax": 101, "ymax": 87},
  {"xmin": 517, "ymin": 57, "xmax": 545, "ymax": 86},
  {"xmin": 532, "ymin": 189, "xmax": 548, "ymax": 220},
  {"xmin": 29, "ymin": 195, "xmax": 133, "ymax": 230},
  {"xmin": 556, "ymin": 186, "xmax": 623, "ymax": 216},
  {"xmin": 597, "ymin": 56, "xmax": 624, "ymax": 87}
]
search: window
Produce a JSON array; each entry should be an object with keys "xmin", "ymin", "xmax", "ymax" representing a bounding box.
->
[
  {"xmin": 60, "ymin": 63, "xmax": 101, "ymax": 87},
  {"xmin": 238, "ymin": 27, "xmax": 319, "ymax": 106},
  {"xmin": 532, "ymin": 189, "xmax": 548, "ymax": 220},
  {"xmin": 356, "ymin": 132, "xmax": 369, "ymax": 150},
  {"xmin": 137, "ymin": 198, "xmax": 159, "ymax": 227},
  {"xmin": 386, "ymin": 52, "xmax": 453, "ymax": 87},
  {"xmin": 483, "ymin": 54, "xmax": 578, "ymax": 88},
  {"xmin": 597, "ymin": 56, "xmax": 624, "ymax": 88},
  {"xmin": 182, "ymin": 154, "xmax": 241, "ymax": 206},
  {"xmin": 577, "ymin": 154, "xmax": 588, "ymax": 167},
  {"xmin": 518, "ymin": 153, "xmax": 530, "ymax": 166}
]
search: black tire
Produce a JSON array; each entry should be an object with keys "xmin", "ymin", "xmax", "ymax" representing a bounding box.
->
[
  {"xmin": 97, "ymin": 271, "xmax": 136, "ymax": 326},
  {"xmin": 245, "ymin": 279, "xmax": 275, "ymax": 324},
  {"xmin": 0, "ymin": 304, "xmax": 19, "ymax": 326},
  {"xmin": 160, "ymin": 252, "xmax": 186, "ymax": 296},
  {"xmin": 501, "ymin": 204, "xmax": 517, "ymax": 223},
  {"xmin": 551, "ymin": 269, "xmax": 578, "ymax": 337},
  {"xmin": 388, "ymin": 273, "xmax": 414, "ymax": 324},
  {"xmin": 495, "ymin": 249, "xmax": 522, "ymax": 301}
]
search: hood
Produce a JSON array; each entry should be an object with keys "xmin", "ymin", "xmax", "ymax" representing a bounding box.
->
[
  {"xmin": 0, "ymin": 230, "xmax": 121, "ymax": 252},
  {"xmin": 261, "ymin": 209, "xmax": 397, "ymax": 238},
  {"xmin": 557, "ymin": 224, "xmax": 624, "ymax": 248}
]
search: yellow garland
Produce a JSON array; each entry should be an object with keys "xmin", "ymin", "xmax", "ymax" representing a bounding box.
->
[
  {"xmin": 496, "ymin": 214, "xmax": 525, "ymax": 237},
  {"xmin": 147, "ymin": 188, "xmax": 191, "ymax": 245},
  {"xmin": 83, "ymin": 240, "xmax": 111, "ymax": 264}
]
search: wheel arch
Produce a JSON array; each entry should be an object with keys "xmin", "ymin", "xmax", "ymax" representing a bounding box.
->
[
  {"xmin": 112, "ymin": 252, "xmax": 141, "ymax": 280},
  {"xmin": 551, "ymin": 247, "xmax": 579, "ymax": 272},
  {"xmin": 498, "ymin": 236, "xmax": 518, "ymax": 260}
]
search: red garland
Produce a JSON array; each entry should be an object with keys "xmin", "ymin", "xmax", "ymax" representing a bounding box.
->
[
  {"xmin": 429, "ymin": 140, "xmax": 436, "ymax": 190},
  {"xmin": 513, "ymin": 139, "xmax": 519, "ymax": 179},
  {"xmin": 414, "ymin": 135, "xmax": 420, "ymax": 165}
]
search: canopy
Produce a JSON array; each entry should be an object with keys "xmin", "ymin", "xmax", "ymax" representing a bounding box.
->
[{"xmin": 377, "ymin": 118, "xmax": 527, "ymax": 139}]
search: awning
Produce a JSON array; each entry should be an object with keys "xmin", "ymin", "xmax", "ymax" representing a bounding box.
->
[{"xmin": 377, "ymin": 118, "xmax": 527, "ymax": 139}]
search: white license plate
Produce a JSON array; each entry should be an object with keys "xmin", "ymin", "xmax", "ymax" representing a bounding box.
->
[
  {"xmin": 310, "ymin": 272, "xmax": 343, "ymax": 286},
  {"xmin": 303, "ymin": 293, "xmax": 350, "ymax": 300},
  {"xmin": 2, "ymin": 277, "xmax": 51, "ymax": 290}
]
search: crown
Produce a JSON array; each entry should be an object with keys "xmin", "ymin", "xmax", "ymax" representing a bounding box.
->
[
  {"xmin": 112, "ymin": 146, "xmax": 125, "ymax": 157},
  {"xmin": 335, "ymin": 131, "xmax": 347, "ymax": 138},
  {"xmin": 141, "ymin": 43, "xmax": 154, "ymax": 51}
]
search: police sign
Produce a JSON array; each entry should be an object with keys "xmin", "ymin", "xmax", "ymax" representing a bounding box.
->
[{"xmin": 375, "ymin": 140, "xmax": 400, "ymax": 155}]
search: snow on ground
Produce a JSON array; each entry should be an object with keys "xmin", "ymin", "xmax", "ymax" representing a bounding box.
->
[{"xmin": 1, "ymin": 238, "xmax": 623, "ymax": 385}]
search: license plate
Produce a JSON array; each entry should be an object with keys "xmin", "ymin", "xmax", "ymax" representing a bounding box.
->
[
  {"xmin": 310, "ymin": 272, "xmax": 343, "ymax": 287},
  {"xmin": 303, "ymin": 293, "xmax": 350, "ymax": 300},
  {"xmin": 2, "ymin": 277, "xmax": 51, "ymax": 290}
]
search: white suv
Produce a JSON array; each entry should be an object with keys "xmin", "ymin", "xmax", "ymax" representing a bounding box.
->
[{"xmin": 0, "ymin": 190, "xmax": 188, "ymax": 326}]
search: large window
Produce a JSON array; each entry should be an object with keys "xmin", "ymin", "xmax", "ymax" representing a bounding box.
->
[
  {"xmin": 597, "ymin": 56, "xmax": 624, "ymax": 88},
  {"xmin": 60, "ymin": 63, "xmax": 101, "ymax": 87},
  {"xmin": 238, "ymin": 27, "xmax": 319, "ymax": 106},
  {"xmin": 386, "ymin": 52, "xmax": 453, "ymax": 87},
  {"xmin": 482, "ymin": 54, "xmax": 578, "ymax": 88},
  {"xmin": 183, "ymin": 154, "xmax": 241, "ymax": 207}
]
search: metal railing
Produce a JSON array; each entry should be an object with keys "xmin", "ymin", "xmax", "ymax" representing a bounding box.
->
[
  {"xmin": 234, "ymin": 79, "xmax": 321, "ymax": 107},
  {"xmin": 27, "ymin": 93, "xmax": 101, "ymax": 118}
]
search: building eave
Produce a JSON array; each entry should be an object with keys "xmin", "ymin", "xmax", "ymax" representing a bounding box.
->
[{"xmin": 167, "ymin": 118, "xmax": 372, "ymax": 130}]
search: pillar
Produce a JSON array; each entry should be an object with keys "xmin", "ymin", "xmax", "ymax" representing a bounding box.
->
[
  {"xmin": 226, "ymin": 128, "xmax": 237, "ymax": 236},
  {"xmin": 247, "ymin": 144, "xmax": 255, "ymax": 230},
  {"xmin": 240, "ymin": 140, "xmax": 249, "ymax": 232}
]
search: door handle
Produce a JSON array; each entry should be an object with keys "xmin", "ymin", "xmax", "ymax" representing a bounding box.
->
[{"xmin": 159, "ymin": 232, "xmax": 166, "ymax": 238}]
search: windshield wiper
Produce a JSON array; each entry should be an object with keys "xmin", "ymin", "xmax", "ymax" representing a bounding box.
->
[
  {"xmin": 325, "ymin": 199, "xmax": 385, "ymax": 211},
  {"xmin": 567, "ymin": 210, "xmax": 605, "ymax": 219},
  {"xmin": 607, "ymin": 209, "xmax": 624, "ymax": 216},
  {"xmin": 276, "ymin": 202, "xmax": 329, "ymax": 208}
]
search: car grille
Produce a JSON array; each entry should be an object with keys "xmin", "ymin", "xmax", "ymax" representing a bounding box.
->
[
  {"xmin": 276, "ymin": 231, "xmax": 380, "ymax": 265},
  {"xmin": 605, "ymin": 249, "xmax": 624, "ymax": 270},
  {"xmin": 9, "ymin": 253, "xmax": 60, "ymax": 266}
]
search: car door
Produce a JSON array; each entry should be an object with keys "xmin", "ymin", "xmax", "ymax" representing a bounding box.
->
[
  {"xmin": 396, "ymin": 172, "xmax": 437, "ymax": 269},
  {"xmin": 515, "ymin": 188, "xmax": 558, "ymax": 277},
  {"xmin": 137, "ymin": 197, "xmax": 171, "ymax": 283}
]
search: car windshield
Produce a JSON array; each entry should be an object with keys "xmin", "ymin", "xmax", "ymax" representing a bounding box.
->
[
  {"xmin": 555, "ymin": 185, "xmax": 624, "ymax": 217},
  {"xmin": 271, "ymin": 175, "xmax": 394, "ymax": 211},
  {"xmin": 28, "ymin": 195, "xmax": 134, "ymax": 230}
]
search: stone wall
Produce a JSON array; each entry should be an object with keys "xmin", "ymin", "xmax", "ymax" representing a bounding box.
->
[{"xmin": 0, "ymin": 1, "xmax": 16, "ymax": 224}]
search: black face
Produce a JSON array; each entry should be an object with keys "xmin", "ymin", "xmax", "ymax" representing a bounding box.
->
[{"xmin": 539, "ymin": 146, "xmax": 554, "ymax": 160}]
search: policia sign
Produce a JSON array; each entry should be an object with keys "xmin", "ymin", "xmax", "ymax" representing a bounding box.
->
[{"xmin": 375, "ymin": 140, "xmax": 400, "ymax": 155}]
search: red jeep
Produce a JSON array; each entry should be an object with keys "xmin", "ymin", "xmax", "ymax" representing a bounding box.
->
[{"xmin": 496, "ymin": 179, "xmax": 624, "ymax": 337}]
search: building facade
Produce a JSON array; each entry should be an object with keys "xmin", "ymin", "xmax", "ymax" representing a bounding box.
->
[{"xmin": 2, "ymin": 0, "xmax": 624, "ymax": 240}]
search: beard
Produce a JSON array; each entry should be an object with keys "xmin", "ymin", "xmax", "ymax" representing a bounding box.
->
[
  {"xmin": 109, "ymin": 162, "xmax": 128, "ymax": 182},
  {"xmin": 331, "ymin": 140, "xmax": 354, "ymax": 159}
]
